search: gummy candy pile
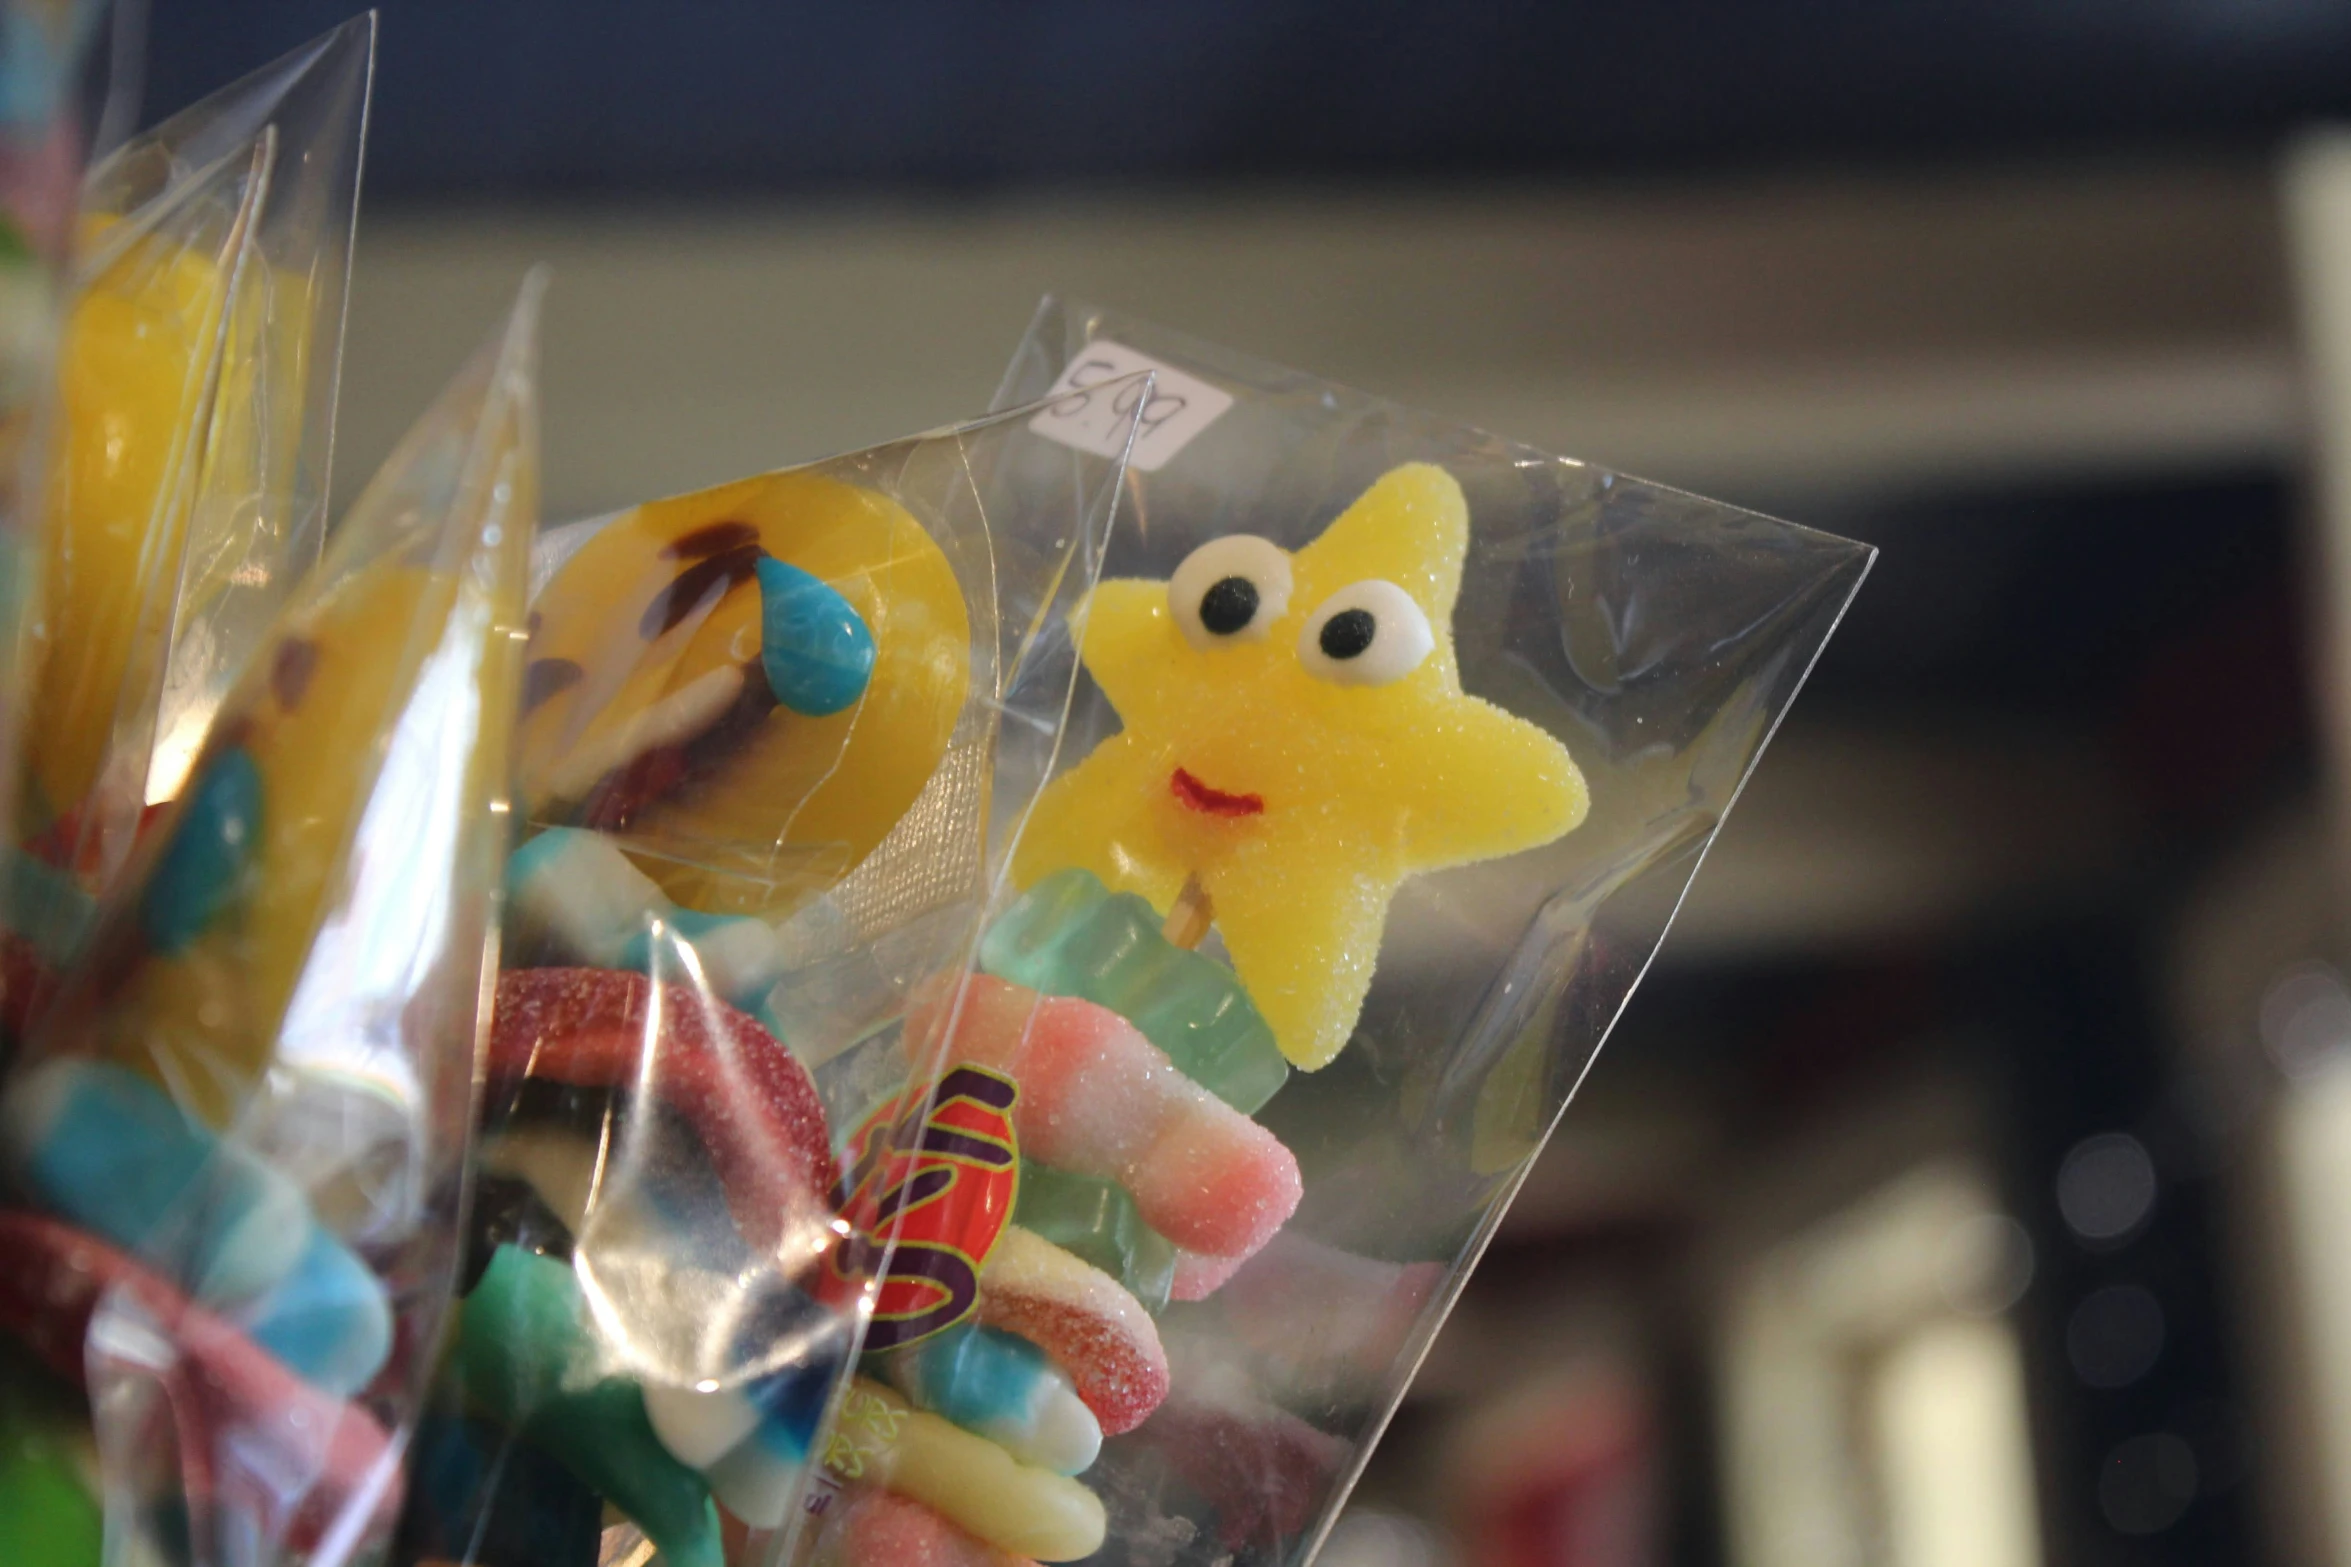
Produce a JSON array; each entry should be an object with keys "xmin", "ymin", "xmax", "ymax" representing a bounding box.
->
[{"xmin": 402, "ymin": 461, "xmax": 1585, "ymax": 1567}]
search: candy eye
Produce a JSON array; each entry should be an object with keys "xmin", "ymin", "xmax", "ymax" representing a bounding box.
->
[
  {"xmin": 1296, "ymin": 580, "xmax": 1434, "ymax": 686},
  {"xmin": 1168, "ymin": 535, "xmax": 1292, "ymax": 650}
]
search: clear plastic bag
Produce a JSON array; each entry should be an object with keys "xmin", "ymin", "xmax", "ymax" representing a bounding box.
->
[
  {"xmin": 15, "ymin": 17, "xmax": 370, "ymax": 924},
  {"xmin": 766, "ymin": 303, "xmax": 1873, "ymax": 1567},
  {"xmin": 0, "ymin": 0, "xmax": 101, "ymax": 981},
  {"xmin": 0, "ymin": 275, "xmax": 540, "ymax": 1567},
  {"xmin": 398, "ymin": 380, "xmax": 1155, "ymax": 1567}
]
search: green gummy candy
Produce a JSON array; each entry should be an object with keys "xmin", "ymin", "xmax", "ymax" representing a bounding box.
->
[
  {"xmin": 0, "ymin": 1355, "xmax": 98, "ymax": 1567},
  {"xmin": 982, "ymin": 868, "xmax": 1289, "ymax": 1114},
  {"xmin": 457, "ymin": 1246, "xmax": 721, "ymax": 1567},
  {"xmin": 0, "ymin": 1421, "xmax": 98, "ymax": 1567},
  {"xmin": 1014, "ymin": 1162, "xmax": 1175, "ymax": 1313}
]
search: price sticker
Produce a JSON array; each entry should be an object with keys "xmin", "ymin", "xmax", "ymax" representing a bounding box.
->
[{"xmin": 1027, "ymin": 340, "xmax": 1234, "ymax": 472}]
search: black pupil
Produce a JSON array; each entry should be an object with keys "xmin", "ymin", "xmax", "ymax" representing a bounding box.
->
[
  {"xmin": 1319, "ymin": 608, "xmax": 1377, "ymax": 660},
  {"xmin": 1199, "ymin": 576, "xmax": 1260, "ymax": 636}
]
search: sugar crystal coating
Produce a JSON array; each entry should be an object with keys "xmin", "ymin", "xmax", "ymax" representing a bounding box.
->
[
  {"xmin": 910, "ymin": 976, "xmax": 1299, "ymax": 1264},
  {"xmin": 980, "ymin": 867, "xmax": 1287, "ymax": 1114},
  {"xmin": 977, "ymin": 1226, "xmax": 1168, "ymax": 1436},
  {"xmin": 487, "ymin": 967, "xmax": 836, "ymax": 1251},
  {"xmin": 1011, "ymin": 464, "xmax": 1590, "ymax": 1070}
]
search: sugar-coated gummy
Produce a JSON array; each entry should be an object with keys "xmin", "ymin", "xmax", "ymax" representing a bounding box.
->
[
  {"xmin": 1012, "ymin": 1161, "xmax": 1175, "ymax": 1314},
  {"xmin": 911, "ymin": 976, "xmax": 1300, "ymax": 1265},
  {"xmin": 830, "ymin": 1378, "xmax": 1107, "ymax": 1562},
  {"xmin": 1010, "ymin": 464, "xmax": 1591, "ymax": 1070},
  {"xmin": 0, "ymin": 1212, "xmax": 400, "ymax": 1550},
  {"xmin": 457, "ymin": 1244, "xmax": 721, "ymax": 1567},
  {"xmin": 980, "ymin": 867, "xmax": 1288, "ymax": 1114},
  {"xmin": 976, "ymin": 1226, "xmax": 1169, "ymax": 1436},
  {"xmin": 487, "ymin": 967, "xmax": 836, "ymax": 1252},
  {"xmin": 882, "ymin": 1320, "xmax": 1104, "ymax": 1476},
  {"xmin": 1169, "ymin": 1247, "xmax": 1249, "ymax": 1303},
  {"xmin": 505, "ymin": 825, "xmax": 663, "ymax": 965},
  {"xmin": 813, "ymin": 1483, "xmax": 1046, "ymax": 1567},
  {"xmin": 508, "ymin": 827, "xmax": 787, "ymax": 1009}
]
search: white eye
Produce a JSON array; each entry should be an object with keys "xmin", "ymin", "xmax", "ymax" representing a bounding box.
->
[
  {"xmin": 1297, "ymin": 580, "xmax": 1434, "ymax": 686},
  {"xmin": 1168, "ymin": 535, "xmax": 1292, "ymax": 650}
]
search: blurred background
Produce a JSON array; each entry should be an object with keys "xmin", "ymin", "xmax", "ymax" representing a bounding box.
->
[{"xmin": 135, "ymin": 2, "xmax": 2351, "ymax": 1563}]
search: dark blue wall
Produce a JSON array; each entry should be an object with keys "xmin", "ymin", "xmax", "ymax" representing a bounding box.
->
[{"xmin": 143, "ymin": 1, "xmax": 2351, "ymax": 200}]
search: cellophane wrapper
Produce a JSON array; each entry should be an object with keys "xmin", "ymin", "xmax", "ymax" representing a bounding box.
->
[
  {"xmin": 772, "ymin": 303, "xmax": 1874, "ymax": 1567},
  {"xmin": 407, "ymin": 380, "xmax": 1152, "ymax": 1567},
  {"xmin": 12, "ymin": 17, "xmax": 370, "ymax": 968},
  {"xmin": 0, "ymin": 0, "xmax": 97, "ymax": 949},
  {"xmin": 0, "ymin": 278, "xmax": 541, "ymax": 1567}
]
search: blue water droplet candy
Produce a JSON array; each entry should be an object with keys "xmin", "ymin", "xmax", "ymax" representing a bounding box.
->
[
  {"xmin": 754, "ymin": 557, "xmax": 875, "ymax": 717},
  {"xmin": 142, "ymin": 746, "xmax": 263, "ymax": 954}
]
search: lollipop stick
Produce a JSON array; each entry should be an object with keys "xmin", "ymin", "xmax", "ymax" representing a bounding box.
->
[{"xmin": 1160, "ymin": 875, "xmax": 1212, "ymax": 951}]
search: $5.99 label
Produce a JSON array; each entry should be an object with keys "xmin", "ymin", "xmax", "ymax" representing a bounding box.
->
[{"xmin": 1027, "ymin": 339, "xmax": 1235, "ymax": 473}]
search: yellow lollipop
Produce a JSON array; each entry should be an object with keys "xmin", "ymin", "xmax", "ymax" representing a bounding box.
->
[
  {"xmin": 27, "ymin": 226, "xmax": 234, "ymax": 824},
  {"xmin": 518, "ymin": 470, "xmax": 970, "ymax": 916},
  {"xmin": 26, "ymin": 215, "xmax": 310, "ymax": 835},
  {"xmin": 1012, "ymin": 463, "xmax": 1589, "ymax": 1070}
]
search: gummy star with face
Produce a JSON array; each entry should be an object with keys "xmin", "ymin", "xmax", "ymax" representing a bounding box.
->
[{"xmin": 1012, "ymin": 463, "xmax": 1589, "ymax": 1070}]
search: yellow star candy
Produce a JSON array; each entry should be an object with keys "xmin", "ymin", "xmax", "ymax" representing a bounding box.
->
[{"xmin": 1012, "ymin": 462, "xmax": 1590, "ymax": 1070}]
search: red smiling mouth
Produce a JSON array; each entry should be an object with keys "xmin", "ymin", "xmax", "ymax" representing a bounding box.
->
[{"xmin": 1171, "ymin": 767, "xmax": 1264, "ymax": 818}]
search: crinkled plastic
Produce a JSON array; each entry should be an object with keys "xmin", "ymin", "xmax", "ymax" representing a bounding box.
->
[
  {"xmin": 17, "ymin": 16, "xmax": 371, "ymax": 918},
  {"xmin": 752, "ymin": 303, "xmax": 1873, "ymax": 1567},
  {"xmin": 399, "ymin": 379, "xmax": 1154, "ymax": 1567},
  {"xmin": 0, "ymin": 275, "xmax": 540, "ymax": 1567},
  {"xmin": 0, "ymin": 0, "xmax": 99, "ymax": 951}
]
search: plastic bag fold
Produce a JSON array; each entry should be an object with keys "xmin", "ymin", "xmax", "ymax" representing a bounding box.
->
[
  {"xmin": 0, "ymin": 273, "xmax": 540, "ymax": 1567},
  {"xmin": 20, "ymin": 15, "xmax": 371, "ymax": 909},
  {"xmin": 769, "ymin": 303, "xmax": 1873, "ymax": 1567},
  {"xmin": 398, "ymin": 378, "xmax": 1153, "ymax": 1567}
]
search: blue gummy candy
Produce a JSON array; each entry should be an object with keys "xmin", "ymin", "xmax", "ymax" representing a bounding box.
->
[
  {"xmin": 244, "ymin": 1228, "xmax": 395, "ymax": 1397},
  {"xmin": 904, "ymin": 1321, "xmax": 1051, "ymax": 1429},
  {"xmin": 141, "ymin": 746, "xmax": 262, "ymax": 954},
  {"xmin": 399, "ymin": 1415, "xmax": 606, "ymax": 1567},
  {"xmin": 0, "ymin": 848, "xmax": 91, "ymax": 966},
  {"xmin": 3, "ymin": 1060, "xmax": 392, "ymax": 1393},
  {"xmin": 613, "ymin": 913, "xmax": 780, "ymax": 1011},
  {"xmin": 754, "ymin": 557, "xmax": 874, "ymax": 717},
  {"xmin": 8, "ymin": 1059, "xmax": 303, "ymax": 1299},
  {"xmin": 735, "ymin": 1282, "xmax": 849, "ymax": 1461}
]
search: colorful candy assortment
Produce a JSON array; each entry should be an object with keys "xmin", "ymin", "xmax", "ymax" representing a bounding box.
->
[
  {"xmin": 0, "ymin": 244, "xmax": 539, "ymax": 1567},
  {"xmin": 781, "ymin": 463, "xmax": 1590, "ymax": 1564},
  {"xmin": 388, "ymin": 462, "xmax": 983, "ymax": 1563},
  {"xmin": 513, "ymin": 468, "xmax": 967, "ymax": 916}
]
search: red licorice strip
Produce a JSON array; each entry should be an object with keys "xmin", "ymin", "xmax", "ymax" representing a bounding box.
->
[
  {"xmin": 487, "ymin": 968, "xmax": 838, "ymax": 1251},
  {"xmin": 0, "ymin": 1211, "xmax": 400, "ymax": 1552}
]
